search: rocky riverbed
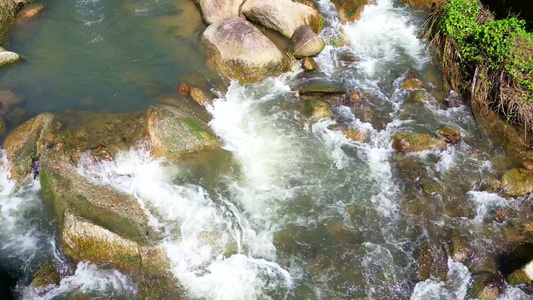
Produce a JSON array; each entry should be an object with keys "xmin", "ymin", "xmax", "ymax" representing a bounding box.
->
[{"xmin": 1, "ymin": 0, "xmax": 533, "ymax": 299}]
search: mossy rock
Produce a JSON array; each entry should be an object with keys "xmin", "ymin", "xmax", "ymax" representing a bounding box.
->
[
  {"xmin": 328, "ymin": 124, "xmax": 366, "ymax": 142},
  {"xmin": 299, "ymin": 79, "xmax": 347, "ymax": 95},
  {"xmin": 40, "ymin": 165, "xmax": 156, "ymax": 246},
  {"xmin": 408, "ymin": 90, "xmax": 429, "ymax": 103},
  {"xmin": 436, "ymin": 126, "xmax": 462, "ymax": 145},
  {"xmin": 502, "ymin": 168, "xmax": 533, "ymax": 197},
  {"xmin": 450, "ymin": 231, "xmax": 469, "ymax": 263},
  {"xmin": 30, "ymin": 261, "xmax": 60, "ymax": 289},
  {"xmin": 61, "ymin": 211, "xmax": 142, "ymax": 270},
  {"xmin": 3, "ymin": 113, "xmax": 53, "ymax": 181},
  {"xmin": 146, "ymin": 104, "xmax": 220, "ymax": 161},
  {"xmin": 4, "ymin": 104, "xmax": 223, "ymax": 277},
  {"xmin": 401, "ymin": 76, "xmax": 425, "ymax": 91},
  {"xmin": 330, "ymin": 0, "xmax": 370, "ymax": 23},
  {"xmin": 469, "ymin": 272, "xmax": 504, "ymax": 300},
  {"xmin": 301, "ymin": 99, "xmax": 332, "ymax": 122},
  {"xmin": 391, "ymin": 132, "xmax": 445, "ymax": 153}
]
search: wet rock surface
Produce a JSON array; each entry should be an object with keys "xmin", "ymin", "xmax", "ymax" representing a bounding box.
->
[
  {"xmin": 30, "ymin": 261, "xmax": 60, "ymax": 289},
  {"xmin": 290, "ymin": 25, "xmax": 325, "ymax": 58},
  {"xmin": 241, "ymin": 0, "xmax": 323, "ymax": 38},
  {"xmin": 302, "ymin": 57, "xmax": 318, "ymax": 71},
  {"xmin": 193, "ymin": 0, "xmax": 244, "ymax": 24},
  {"xmin": 502, "ymin": 168, "xmax": 533, "ymax": 197},
  {"xmin": 3, "ymin": 103, "xmax": 223, "ymax": 277},
  {"xmin": 391, "ymin": 132, "xmax": 445, "ymax": 153},
  {"xmin": 201, "ymin": 17, "xmax": 287, "ymax": 83}
]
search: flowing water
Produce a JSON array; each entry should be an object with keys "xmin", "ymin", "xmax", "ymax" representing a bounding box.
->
[{"xmin": 1, "ymin": 0, "xmax": 533, "ymax": 299}]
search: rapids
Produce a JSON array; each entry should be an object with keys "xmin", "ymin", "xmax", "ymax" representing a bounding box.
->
[{"xmin": 0, "ymin": 0, "xmax": 532, "ymax": 299}]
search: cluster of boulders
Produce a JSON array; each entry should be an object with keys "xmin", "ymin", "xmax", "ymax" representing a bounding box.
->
[
  {"xmin": 5, "ymin": 102, "xmax": 223, "ymax": 296},
  {"xmin": 194, "ymin": 0, "xmax": 326, "ymax": 82}
]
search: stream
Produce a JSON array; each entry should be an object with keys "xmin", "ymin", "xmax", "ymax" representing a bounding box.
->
[{"xmin": 0, "ymin": 0, "xmax": 532, "ymax": 299}]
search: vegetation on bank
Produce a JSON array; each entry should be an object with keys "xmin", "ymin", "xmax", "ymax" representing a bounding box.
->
[
  {"xmin": 0, "ymin": 0, "xmax": 19, "ymax": 42},
  {"xmin": 425, "ymin": 0, "xmax": 533, "ymax": 133}
]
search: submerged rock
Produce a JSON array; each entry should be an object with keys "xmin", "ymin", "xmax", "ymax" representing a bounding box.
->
[
  {"xmin": 450, "ymin": 232, "xmax": 469, "ymax": 263},
  {"xmin": 330, "ymin": 0, "xmax": 370, "ymax": 23},
  {"xmin": 290, "ymin": 25, "xmax": 325, "ymax": 58},
  {"xmin": 413, "ymin": 242, "xmax": 448, "ymax": 281},
  {"xmin": 193, "ymin": 0, "xmax": 244, "ymax": 24},
  {"xmin": 401, "ymin": 74, "xmax": 425, "ymax": 91},
  {"xmin": 189, "ymin": 87, "xmax": 211, "ymax": 107},
  {"xmin": 469, "ymin": 272, "xmax": 504, "ymax": 300},
  {"xmin": 436, "ymin": 126, "xmax": 462, "ymax": 145},
  {"xmin": 241, "ymin": 0, "xmax": 323, "ymax": 38},
  {"xmin": 0, "ymin": 89, "xmax": 22, "ymax": 115},
  {"xmin": 30, "ymin": 261, "xmax": 60, "ymax": 289},
  {"xmin": 391, "ymin": 132, "xmax": 445, "ymax": 153},
  {"xmin": 328, "ymin": 124, "xmax": 366, "ymax": 142},
  {"xmin": 302, "ymin": 57, "xmax": 318, "ymax": 71},
  {"xmin": 17, "ymin": 3, "xmax": 44, "ymax": 20},
  {"xmin": 301, "ymin": 99, "xmax": 332, "ymax": 122},
  {"xmin": 299, "ymin": 79, "xmax": 348, "ymax": 95},
  {"xmin": 502, "ymin": 168, "xmax": 533, "ymax": 197},
  {"xmin": 408, "ymin": 90, "xmax": 429, "ymax": 103},
  {"xmin": 201, "ymin": 17, "xmax": 287, "ymax": 83}
]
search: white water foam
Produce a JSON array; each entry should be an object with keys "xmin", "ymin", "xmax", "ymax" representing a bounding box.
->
[
  {"xmin": 343, "ymin": 0, "xmax": 428, "ymax": 76},
  {"xmin": 0, "ymin": 150, "xmax": 45, "ymax": 265},
  {"xmin": 73, "ymin": 79, "xmax": 309, "ymax": 299},
  {"xmin": 411, "ymin": 258, "xmax": 471, "ymax": 300},
  {"xmin": 467, "ymin": 191, "xmax": 509, "ymax": 223},
  {"xmin": 22, "ymin": 262, "xmax": 137, "ymax": 300}
]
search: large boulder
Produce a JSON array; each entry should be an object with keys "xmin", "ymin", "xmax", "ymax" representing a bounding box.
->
[
  {"xmin": 391, "ymin": 132, "xmax": 445, "ymax": 153},
  {"xmin": 241, "ymin": 0, "xmax": 323, "ymax": 38},
  {"xmin": 290, "ymin": 25, "xmax": 325, "ymax": 58},
  {"xmin": 61, "ymin": 212, "xmax": 142, "ymax": 270},
  {"xmin": 201, "ymin": 17, "xmax": 287, "ymax": 83},
  {"xmin": 3, "ymin": 103, "xmax": 222, "ymax": 275},
  {"xmin": 193, "ymin": 0, "xmax": 244, "ymax": 24},
  {"xmin": 330, "ymin": 0, "xmax": 370, "ymax": 23}
]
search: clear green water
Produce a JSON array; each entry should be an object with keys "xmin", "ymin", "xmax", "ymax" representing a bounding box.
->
[{"xmin": 1, "ymin": 0, "xmax": 221, "ymax": 117}]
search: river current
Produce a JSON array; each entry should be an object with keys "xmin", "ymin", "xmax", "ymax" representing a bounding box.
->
[{"xmin": 0, "ymin": 0, "xmax": 532, "ymax": 299}]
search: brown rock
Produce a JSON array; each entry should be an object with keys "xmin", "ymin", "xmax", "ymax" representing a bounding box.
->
[
  {"xmin": 17, "ymin": 3, "xmax": 44, "ymax": 20},
  {"xmin": 524, "ymin": 161, "xmax": 533, "ymax": 170},
  {"xmin": 189, "ymin": 87, "xmax": 210, "ymax": 106},
  {"xmin": 290, "ymin": 25, "xmax": 325, "ymax": 58},
  {"xmin": 401, "ymin": 74, "xmax": 425, "ymax": 91},
  {"xmin": 436, "ymin": 126, "xmax": 461, "ymax": 145},
  {"xmin": 328, "ymin": 124, "xmax": 366, "ymax": 142},
  {"xmin": 391, "ymin": 132, "xmax": 445, "ymax": 153},
  {"xmin": 351, "ymin": 91, "xmax": 360, "ymax": 101},
  {"xmin": 177, "ymin": 82, "xmax": 190, "ymax": 95},
  {"xmin": 302, "ymin": 57, "xmax": 318, "ymax": 71}
]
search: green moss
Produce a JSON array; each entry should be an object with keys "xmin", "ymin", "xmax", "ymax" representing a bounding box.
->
[{"xmin": 183, "ymin": 117, "xmax": 216, "ymax": 142}]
